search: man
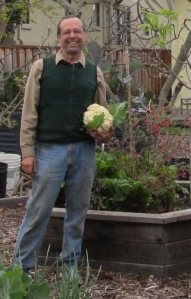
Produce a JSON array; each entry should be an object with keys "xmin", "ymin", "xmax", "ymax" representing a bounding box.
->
[{"xmin": 13, "ymin": 16, "xmax": 113, "ymax": 275}]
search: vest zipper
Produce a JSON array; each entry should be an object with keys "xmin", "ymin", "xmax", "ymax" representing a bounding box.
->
[
  {"xmin": 70, "ymin": 64, "xmax": 75, "ymax": 104},
  {"xmin": 67, "ymin": 64, "xmax": 75, "ymax": 134}
]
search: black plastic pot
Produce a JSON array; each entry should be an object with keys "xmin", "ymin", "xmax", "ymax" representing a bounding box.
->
[{"xmin": 0, "ymin": 162, "xmax": 7, "ymax": 198}]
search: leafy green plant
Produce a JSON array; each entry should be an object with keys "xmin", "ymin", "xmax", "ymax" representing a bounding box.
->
[
  {"xmin": 101, "ymin": 64, "xmax": 121, "ymax": 95},
  {"xmin": 0, "ymin": 250, "xmax": 100, "ymax": 299},
  {"xmin": 109, "ymin": 101, "xmax": 127, "ymax": 128},
  {"xmin": 0, "ymin": 263, "xmax": 50, "ymax": 299},
  {"xmin": 91, "ymin": 104, "xmax": 190, "ymax": 213},
  {"xmin": 91, "ymin": 149, "xmax": 189, "ymax": 213},
  {"xmin": 140, "ymin": 8, "xmax": 177, "ymax": 47},
  {"xmin": 0, "ymin": 69, "xmax": 27, "ymax": 107}
]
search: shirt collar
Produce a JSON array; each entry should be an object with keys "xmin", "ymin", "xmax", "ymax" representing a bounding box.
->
[{"xmin": 56, "ymin": 48, "xmax": 85, "ymax": 68}]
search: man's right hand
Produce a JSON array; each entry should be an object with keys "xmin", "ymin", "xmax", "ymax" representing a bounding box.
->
[{"xmin": 21, "ymin": 156, "xmax": 37, "ymax": 175}]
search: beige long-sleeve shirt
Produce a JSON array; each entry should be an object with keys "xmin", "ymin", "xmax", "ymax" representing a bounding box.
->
[{"xmin": 20, "ymin": 49, "xmax": 108, "ymax": 158}]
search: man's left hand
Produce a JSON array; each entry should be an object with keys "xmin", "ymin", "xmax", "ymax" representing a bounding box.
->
[{"xmin": 87, "ymin": 126, "xmax": 114, "ymax": 143}]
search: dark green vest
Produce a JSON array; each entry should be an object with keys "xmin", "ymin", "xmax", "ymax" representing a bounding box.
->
[{"xmin": 36, "ymin": 55, "xmax": 97, "ymax": 143}]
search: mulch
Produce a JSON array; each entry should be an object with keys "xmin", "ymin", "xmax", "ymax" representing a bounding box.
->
[{"xmin": 1, "ymin": 204, "xmax": 191, "ymax": 298}]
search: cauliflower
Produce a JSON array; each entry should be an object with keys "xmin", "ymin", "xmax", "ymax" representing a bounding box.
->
[{"xmin": 83, "ymin": 103, "xmax": 113, "ymax": 133}]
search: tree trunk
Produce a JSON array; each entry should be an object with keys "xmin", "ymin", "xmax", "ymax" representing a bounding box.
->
[
  {"xmin": 158, "ymin": 30, "xmax": 191, "ymax": 106},
  {"xmin": 170, "ymin": 81, "xmax": 184, "ymax": 105}
]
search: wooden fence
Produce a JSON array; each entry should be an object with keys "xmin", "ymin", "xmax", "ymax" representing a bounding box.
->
[
  {"xmin": 0, "ymin": 44, "xmax": 60, "ymax": 73},
  {"xmin": 0, "ymin": 45, "xmax": 171, "ymax": 98},
  {"xmin": 103, "ymin": 48, "xmax": 171, "ymax": 98}
]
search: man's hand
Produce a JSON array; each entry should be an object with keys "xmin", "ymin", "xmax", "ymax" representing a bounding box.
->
[
  {"xmin": 87, "ymin": 126, "xmax": 114, "ymax": 143},
  {"xmin": 22, "ymin": 156, "xmax": 37, "ymax": 175}
]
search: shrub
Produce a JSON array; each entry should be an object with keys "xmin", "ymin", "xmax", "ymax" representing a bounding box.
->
[{"xmin": 91, "ymin": 105, "xmax": 190, "ymax": 213}]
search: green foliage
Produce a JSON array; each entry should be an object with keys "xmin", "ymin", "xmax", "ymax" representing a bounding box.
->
[
  {"xmin": 54, "ymin": 256, "xmax": 100, "ymax": 299},
  {"xmin": 0, "ymin": 0, "xmax": 29, "ymax": 41},
  {"xmin": 102, "ymin": 64, "xmax": 121, "ymax": 95},
  {"xmin": 109, "ymin": 101, "xmax": 127, "ymax": 128},
  {"xmin": 85, "ymin": 112, "xmax": 105, "ymax": 130},
  {"xmin": 0, "ymin": 69, "xmax": 27, "ymax": 108},
  {"xmin": 91, "ymin": 144, "xmax": 189, "ymax": 213},
  {"xmin": 0, "ymin": 264, "xmax": 50, "ymax": 299},
  {"xmin": 24, "ymin": 283, "xmax": 51, "ymax": 299},
  {"xmin": 140, "ymin": 9, "xmax": 177, "ymax": 47},
  {"xmin": 0, "ymin": 0, "xmax": 59, "ymax": 42},
  {"xmin": 129, "ymin": 60, "xmax": 144, "ymax": 73},
  {"xmin": 161, "ymin": 126, "xmax": 189, "ymax": 136},
  {"xmin": 0, "ymin": 252, "xmax": 100, "ymax": 298},
  {"xmin": 82, "ymin": 46, "xmax": 89, "ymax": 56}
]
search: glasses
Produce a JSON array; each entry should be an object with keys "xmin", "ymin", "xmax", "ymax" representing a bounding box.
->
[{"xmin": 62, "ymin": 30, "xmax": 84, "ymax": 37}]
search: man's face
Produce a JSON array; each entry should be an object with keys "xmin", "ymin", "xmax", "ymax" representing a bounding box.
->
[{"xmin": 57, "ymin": 18, "xmax": 86, "ymax": 56}]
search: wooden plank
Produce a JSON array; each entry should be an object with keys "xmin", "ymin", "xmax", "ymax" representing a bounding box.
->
[
  {"xmin": 12, "ymin": 48, "xmax": 17, "ymax": 70},
  {"xmin": 52, "ymin": 208, "xmax": 164, "ymax": 224},
  {"xmin": 84, "ymin": 219, "xmax": 164, "ymax": 243},
  {"xmin": 18, "ymin": 48, "xmax": 25, "ymax": 67},
  {"xmin": 0, "ymin": 196, "xmax": 28, "ymax": 206},
  {"xmin": 82, "ymin": 239, "xmax": 164, "ymax": 265},
  {"xmin": 40, "ymin": 236, "xmax": 62, "ymax": 256},
  {"xmin": 162, "ymin": 209, "xmax": 191, "ymax": 224},
  {"xmin": 175, "ymin": 180, "xmax": 190, "ymax": 188},
  {"xmin": 165, "ymin": 239, "xmax": 191, "ymax": 264},
  {"xmin": 84, "ymin": 260, "xmax": 165, "ymax": 278},
  {"xmin": 165, "ymin": 260, "xmax": 191, "ymax": 278},
  {"xmin": 164, "ymin": 220, "xmax": 191, "ymax": 243},
  {"xmin": 41, "ymin": 227, "xmax": 164, "ymax": 265},
  {"xmin": 45, "ymin": 216, "xmax": 164, "ymax": 243},
  {"xmin": 40, "ymin": 235, "xmax": 164, "ymax": 265},
  {"xmin": 37, "ymin": 256, "xmax": 165, "ymax": 278},
  {"xmin": 25, "ymin": 49, "xmax": 33, "ymax": 71},
  {"xmin": 45, "ymin": 218, "xmax": 64, "ymax": 236}
]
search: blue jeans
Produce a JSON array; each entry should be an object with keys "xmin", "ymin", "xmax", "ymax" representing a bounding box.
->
[{"xmin": 13, "ymin": 141, "xmax": 95, "ymax": 270}]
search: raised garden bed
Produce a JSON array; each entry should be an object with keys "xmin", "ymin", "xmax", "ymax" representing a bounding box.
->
[
  {"xmin": 2, "ymin": 196, "xmax": 191, "ymax": 278},
  {"xmin": 38, "ymin": 207, "xmax": 191, "ymax": 278}
]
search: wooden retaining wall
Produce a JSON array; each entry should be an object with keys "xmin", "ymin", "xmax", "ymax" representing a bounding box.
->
[
  {"xmin": 39, "ymin": 208, "xmax": 191, "ymax": 278},
  {"xmin": 1, "ymin": 196, "xmax": 190, "ymax": 278}
]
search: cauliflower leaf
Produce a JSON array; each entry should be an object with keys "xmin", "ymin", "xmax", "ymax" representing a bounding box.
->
[
  {"xmin": 109, "ymin": 101, "xmax": 127, "ymax": 127},
  {"xmin": 85, "ymin": 112, "xmax": 105, "ymax": 129}
]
